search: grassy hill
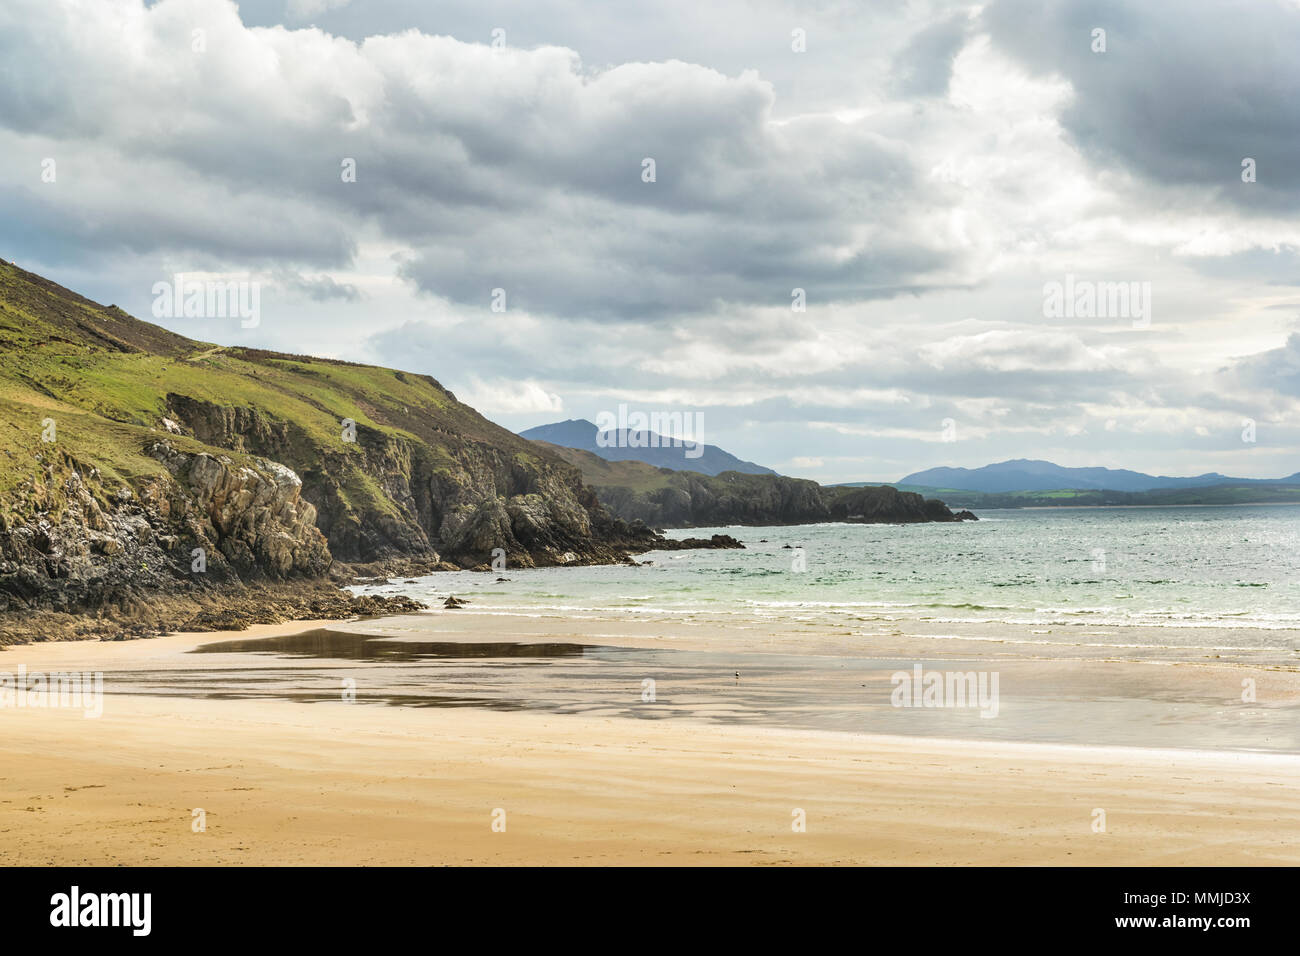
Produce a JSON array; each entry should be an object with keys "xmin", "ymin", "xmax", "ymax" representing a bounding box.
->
[{"xmin": 0, "ymin": 259, "xmax": 656, "ymax": 639}]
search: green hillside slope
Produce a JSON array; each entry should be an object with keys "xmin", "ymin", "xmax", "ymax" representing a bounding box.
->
[{"xmin": 0, "ymin": 259, "xmax": 656, "ymax": 639}]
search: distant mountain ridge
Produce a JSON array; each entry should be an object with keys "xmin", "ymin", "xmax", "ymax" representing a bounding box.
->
[
  {"xmin": 520, "ymin": 419, "xmax": 775, "ymax": 477},
  {"xmin": 896, "ymin": 458, "xmax": 1300, "ymax": 493},
  {"xmin": 535, "ymin": 442, "xmax": 975, "ymax": 527}
]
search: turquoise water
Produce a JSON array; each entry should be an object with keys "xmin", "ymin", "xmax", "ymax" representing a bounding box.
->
[
  {"xmin": 349, "ymin": 505, "xmax": 1300, "ymax": 655},
  {"xmin": 188, "ymin": 505, "xmax": 1297, "ymax": 749}
]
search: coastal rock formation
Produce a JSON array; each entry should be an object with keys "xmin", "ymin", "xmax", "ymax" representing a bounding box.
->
[
  {"xmin": 652, "ymin": 533, "xmax": 745, "ymax": 550},
  {"xmin": 533, "ymin": 444, "xmax": 978, "ymax": 527},
  {"xmin": 146, "ymin": 441, "xmax": 331, "ymax": 579},
  {"xmin": 165, "ymin": 391, "xmax": 653, "ymax": 568},
  {"xmin": 0, "ymin": 443, "xmax": 329, "ymax": 612},
  {"xmin": 0, "ymin": 259, "xmax": 708, "ymax": 641},
  {"xmin": 597, "ymin": 471, "xmax": 832, "ymax": 526},
  {"xmin": 828, "ymin": 485, "xmax": 971, "ymax": 523}
]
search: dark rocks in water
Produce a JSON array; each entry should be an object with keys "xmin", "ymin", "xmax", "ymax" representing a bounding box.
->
[
  {"xmin": 781, "ymin": 544, "xmax": 793, "ymax": 549},
  {"xmin": 494, "ymin": 577, "xmax": 510, "ymax": 582},
  {"xmin": 350, "ymin": 594, "xmax": 426, "ymax": 617},
  {"xmin": 653, "ymin": 533, "xmax": 744, "ymax": 550},
  {"xmin": 832, "ymin": 487, "xmax": 967, "ymax": 524},
  {"xmin": 443, "ymin": 595, "xmax": 468, "ymax": 609},
  {"xmin": 953, "ymin": 510, "xmax": 979, "ymax": 521}
]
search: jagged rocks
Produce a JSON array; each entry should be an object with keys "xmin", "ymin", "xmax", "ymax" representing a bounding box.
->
[
  {"xmin": 147, "ymin": 442, "xmax": 331, "ymax": 578},
  {"xmin": 654, "ymin": 534, "xmax": 745, "ymax": 550},
  {"xmin": 0, "ymin": 443, "xmax": 330, "ymax": 627}
]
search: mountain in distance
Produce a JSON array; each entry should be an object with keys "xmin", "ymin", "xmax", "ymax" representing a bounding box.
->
[
  {"xmin": 520, "ymin": 419, "xmax": 776, "ymax": 478},
  {"xmin": 536, "ymin": 442, "xmax": 975, "ymax": 528},
  {"xmin": 895, "ymin": 459, "xmax": 1300, "ymax": 494}
]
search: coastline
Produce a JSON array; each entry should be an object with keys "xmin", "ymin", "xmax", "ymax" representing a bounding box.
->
[
  {"xmin": 1007, "ymin": 501, "xmax": 1300, "ymax": 511},
  {"xmin": 3, "ymin": 614, "xmax": 1299, "ymax": 864}
]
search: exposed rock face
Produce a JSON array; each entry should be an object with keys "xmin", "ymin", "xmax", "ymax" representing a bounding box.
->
[
  {"xmin": 599, "ymin": 473, "xmax": 831, "ymax": 527},
  {"xmin": 829, "ymin": 486, "xmax": 967, "ymax": 523},
  {"xmin": 0, "ymin": 444, "xmax": 330, "ymax": 619},
  {"xmin": 590, "ymin": 473, "xmax": 975, "ymax": 527},
  {"xmin": 165, "ymin": 394, "xmax": 656, "ymax": 569},
  {"xmin": 147, "ymin": 441, "xmax": 331, "ymax": 579}
]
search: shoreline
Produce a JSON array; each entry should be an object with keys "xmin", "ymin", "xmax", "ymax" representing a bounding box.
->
[{"xmin": 3, "ymin": 616, "xmax": 1299, "ymax": 864}]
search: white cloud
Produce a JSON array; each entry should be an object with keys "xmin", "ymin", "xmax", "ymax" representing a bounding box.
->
[
  {"xmin": 3, "ymin": 0, "xmax": 1299, "ymax": 481},
  {"xmin": 455, "ymin": 378, "xmax": 564, "ymax": 416}
]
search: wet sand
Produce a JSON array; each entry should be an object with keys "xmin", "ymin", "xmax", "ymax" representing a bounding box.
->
[{"xmin": 2, "ymin": 617, "xmax": 1299, "ymax": 865}]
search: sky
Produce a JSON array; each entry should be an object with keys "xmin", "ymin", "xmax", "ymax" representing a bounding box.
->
[{"xmin": 1, "ymin": 0, "xmax": 1297, "ymax": 482}]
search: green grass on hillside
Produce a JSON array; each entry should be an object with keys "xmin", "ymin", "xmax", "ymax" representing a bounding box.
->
[{"xmin": 0, "ymin": 258, "xmax": 569, "ymax": 523}]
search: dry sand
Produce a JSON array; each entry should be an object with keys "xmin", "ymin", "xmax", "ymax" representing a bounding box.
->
[{"xmin": 1, "ymin": 621, "xmax": 1298, "ymax": 866}]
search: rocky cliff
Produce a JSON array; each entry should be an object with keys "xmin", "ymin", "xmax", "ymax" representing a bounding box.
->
[
  {"xmin": 0, "ymin": 260, "xmax": 663, "ymax": 641},
  {"xmin": 535, "ymin": 443, "xmax": 977, "ymax": 527}
]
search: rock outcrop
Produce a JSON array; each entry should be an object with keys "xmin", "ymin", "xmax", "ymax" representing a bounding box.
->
[
  {"xmin": 533, "ymin": 443, "xmax": 978, "ymax": 528},
  {"xmin": 163, "ymin": 393, "xmax": 657, "ymax": 568},
  {"xmin": 828, "ymin": 485, "xmax": 971, "ymax": 523},
  {"xmin": 0, "ymin": 443, "xmax": 331, "ymax": 620},
  {"xmin": 0, "ymin": 258, "xmax": 714, "ymax": 642}
]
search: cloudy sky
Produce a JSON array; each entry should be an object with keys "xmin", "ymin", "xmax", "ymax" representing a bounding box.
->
[{"xmin": 2, "ymin": 0, "xmax": 1297, "ymax": 482}]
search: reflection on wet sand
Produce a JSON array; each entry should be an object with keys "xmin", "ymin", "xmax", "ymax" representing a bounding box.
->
[
  {"xmin": 61, "ymin": 626, "xmax": 1298, "ymax": 753},
  {"xmin": 193, "ymin": 628, "xmax": 595, "ymax": 662}
]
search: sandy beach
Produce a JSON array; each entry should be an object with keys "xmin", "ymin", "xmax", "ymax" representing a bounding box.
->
[{"xmin": 3, "ymin": 619, "xmax": 1299, "ymax": 866}]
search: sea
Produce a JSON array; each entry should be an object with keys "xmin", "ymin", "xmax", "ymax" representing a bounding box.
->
[
  {"xmin": 143, "ymin": 504, "xmax": 1300, "ymax": 752},
  {"xmin": 360, "ymin": 504, "xmax": 1300, "ymax": 645}
]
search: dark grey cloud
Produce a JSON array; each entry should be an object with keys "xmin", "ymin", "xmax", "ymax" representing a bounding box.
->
[
  {"xmin": 275, "ymin": 269, "xmax": 361, "ymax": 302},
  {"xmin": 982, "ymin": 0, "xmax": 1300, "ymax": 211},
  {"xmin": 891, "ymin": 12, "xmax": 971, "ymax": 96},
  {"xmin": 0, "ymin": 2, "xmax": 963, "ymax": 321},
  {"xmin": 1226, "ymin": 332, "xmax": 1300, "ymax": 397}
]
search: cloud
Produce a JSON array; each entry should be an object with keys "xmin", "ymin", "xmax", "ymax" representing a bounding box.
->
[
  {"xmin": 1225, "ymin": 332, "xmax": 1300, "ymax": 397},
  {"xmin": 3, "ymin": 0, "xmax": 1299, "ymax": 481},
  {"xmin": 0, "ymin": 0, "xmax": 964, "ymax": 321},
  {"xmin": 286, "ymin": 0, "xmax": 352, "ymax": 20},
  {"xmin": 981, "ymin": 0, "xmax": 1300, "ymax": 212},
  {"xmin": 274, "ymin": 269, "xmax": 361, "ymax": 302},
  {"xmin": 453, "ymin": 378, "xmax": 565, "ymax": 415},
  {"xmin": 891, "ymin": 12, "xmax": 973, "ymax": 96}
]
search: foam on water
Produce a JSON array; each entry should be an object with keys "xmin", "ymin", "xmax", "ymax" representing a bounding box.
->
[{"xmin": 353, "ymin": 505, "xmax": 1300, "ymax": 654}]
